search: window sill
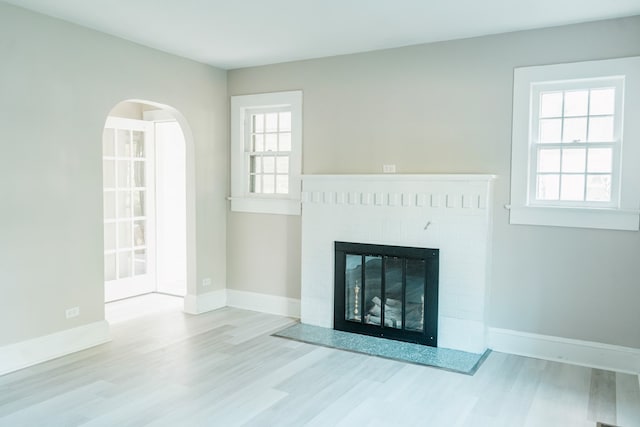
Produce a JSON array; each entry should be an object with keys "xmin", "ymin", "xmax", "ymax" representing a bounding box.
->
[
  {"xmin": 230, "ymin": 197, "xmax": 301, "ymax": 215},
  {"xmin": 507, "ymin": 205, "xmax": 639, "ymax": 231}
]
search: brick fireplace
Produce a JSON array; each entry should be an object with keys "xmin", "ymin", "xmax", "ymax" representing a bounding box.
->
[{"xmin": 300, "ymin": 174, "xmax": 495, "ymax": 353}]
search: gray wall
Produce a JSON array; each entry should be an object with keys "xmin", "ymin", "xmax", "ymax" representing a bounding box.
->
[
  {"xmin": 227, "ymin": 16, "xmax": 640, "ymax": 348},
  {"xmin": 0, "ymin": 3, "xmax": 228, "ymax": 346}
]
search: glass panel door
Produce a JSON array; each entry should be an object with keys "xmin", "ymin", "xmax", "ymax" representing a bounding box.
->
[
  {"xmin": 405, "ymin": 259, "xmax": 426, "ymax": 332},
  {"xmin": 103, "ymin": 117, "xmax": 155, "ymax": 302}
]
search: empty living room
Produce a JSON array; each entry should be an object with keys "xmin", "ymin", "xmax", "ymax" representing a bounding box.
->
[{"xmin": 1, "ymin": 1, "xmax": 639, "ymax": 425}]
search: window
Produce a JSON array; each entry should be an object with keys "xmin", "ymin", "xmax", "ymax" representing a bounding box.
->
[
  {"xmin": 531, "ymin": 79, "xmax": 622, "ymax": 206},
  {"xmin": 509, "ymin": 57, "xmax": 640, "ymax": 231},
  {"xmin": 230, "ymin": 91, "xmax": 302, "ymax": 215}
]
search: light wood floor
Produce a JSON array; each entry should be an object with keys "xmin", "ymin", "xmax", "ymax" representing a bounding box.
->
[{"xmin": 1, "ymin": 294, "xmax": 638, "ymax": 426}]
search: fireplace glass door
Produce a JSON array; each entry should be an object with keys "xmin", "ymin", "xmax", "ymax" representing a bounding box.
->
[{"xmin": 336, "ymin": 242, "xmax": 439, "ymax": 347}]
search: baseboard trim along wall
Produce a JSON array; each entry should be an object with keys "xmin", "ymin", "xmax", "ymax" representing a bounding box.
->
[
  {"xmin": 183, "ymin": 289, "xmax": 227, "ymax": 314},
  {"xmin": 184, "ymin": 289, "xmax": 301, "ymax": 318},
  {"xmin": 488, "ymin": 327, "xmax": 640, "ymax": 375},
  {"xmin": 0, "ymin": 320, "xmax": 111, "ymax": 377},
  {"xmin": 226, "ymin": 289, "xmax": 301, "ymax": 318}
]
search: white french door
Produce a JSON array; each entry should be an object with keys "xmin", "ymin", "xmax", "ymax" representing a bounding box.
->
[{"xmin": 103, "ymin": 117, "xmax": 156, "ymax": 302}]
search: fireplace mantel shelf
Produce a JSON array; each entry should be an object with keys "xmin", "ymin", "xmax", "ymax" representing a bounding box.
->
[{"xmin": 301, "ymin": 174, "xmax": 497, "ymax": 182}]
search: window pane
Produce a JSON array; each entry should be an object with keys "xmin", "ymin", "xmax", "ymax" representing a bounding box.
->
[
  {"xmin": 118, "ymin": 191, "xmax": 132, "ymax": 217},
  {"xmin": 588, "ymin": 116, "xmax": 614, "ymax": 142},
  {"xmin": 563, "ymin": 117, "xmax": 587, "ymax": 143},
  {"xmin": 250, "ymin": 174, "xmax": 261, "ymax": 193},
  {"xmin": 132, "ymin": 131, "xmax": 144, "ymax": 157},
  {"xmin": 587, "ymin": 148, "xmax": 612, "ymax": 173},
  {"xmin": 537, "ymin": 175, "xmax": 560, "ymax": 200},
  {"xmin": 103, "ymin": 160, "xmax": 115, "ymax": 188},
  {"xmin": 590, "ymin": 88, "xmax": 615, "ymax": 115},
  {"xmin": 134, "ymin": 249, "xmax": 146, "ymax": 275},
  {"xmin": 265, "ymin": 113, "xmax": 278, "ymax": 132},
  {"xmin": 560, "ymin": 175, "xmax": 585, "ymax": 201},
  {"xmin": 263, "ymin": 156, "xmax": 275, "ymax": 173},
  {"xmin": 564, "ymin": 90, "xmax": 588, "ymax": 117},
  {"xmin": 586, "ymin": 175, "xmax": 612, "ymax": 202},
  {"xmin": 116, "ymin": 130, "xmax": 131, "ymax": 157},
  {"xmin": 104, "ymin": 253, "xmax": 116, "ymax": 281},
  {"xmin": 252, "ymin": 134, "xmax": 264, "ymax": 152},
  {"xmin": 118, "ymin": 221, "xmax": 133, "ymax": 250},
  {"xmin": 540, "ymin": 92, "xmax": 563, "ymax": 118},
  {"xmin": 104, "ymin": 223, "xmax": 116, "ymax": 251},
  {"xmin": 250, "ymin": 156, "xmax": 261, "ymax": 173},
  {"xmin": 276, "ymin": 156, "xmax": 289, "ymax": 173},
  {"xmin": 276, "ymin": 175, "xmax": 289, "ymax": 194},
  {"xmin": 134, "ymin": 220, "xmax": 146, "ymax": 246},
  {"xmin": 265, "ymin": 134, "xmax": 277, "ymax": 151},
  {"xmin": 538, "ymin": 149, "xmax": 560, "ymax": 172},
  {"xmin": 252, "ymin": 114, "xmax": 264, "ymax": 133},
  {"xmin": 279, "ymin": 112, "xmax": 292, "ymax": 131},
  {"xmin": 279, "ymin": 133, "xmax": 292, "ymax": 151},
  {"xmin": 133, "ymin": 191, "xmax": 145, "ymax": 217},
  {"xmin": 262, "ymin": 175, "xmax": 275, "ymax": 194},
  {"xmin": 103, "ymin": 191, "xmax": 116, "ymax": 219},
  {"xmin": 103, "ymin": 128, "xmax": 115, "ymax": 156},
  {"xmin": 133, "ymin": 161, "xmax": 145, "ymax": 187},
  {"xmin": 118, "ymin": 251, "xmax": 132, "ymax": 279},
  {"xmin": 118, "ymin": 161, "xmax": 131, "ymax": 187},
  {"xmin": 561, "ymin": 148, "xmax": 586, "ymax": 173},
  {"xmin": 539, "ymin": 119, "xmax": 561, "ymax": 143}
]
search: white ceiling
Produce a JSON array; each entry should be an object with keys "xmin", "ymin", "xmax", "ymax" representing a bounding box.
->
[{"xmin": 4, "ymin": 0, "xmax": 640, "ymax": 69}]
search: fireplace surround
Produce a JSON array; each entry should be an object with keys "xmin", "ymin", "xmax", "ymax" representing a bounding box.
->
[
  {"xmin": 334, "ymin": 241, "xmax": 439, "ymax": 346},
  {"xmin": 300, "ymin": 174, "xmax": 495, "ymax": 353}
]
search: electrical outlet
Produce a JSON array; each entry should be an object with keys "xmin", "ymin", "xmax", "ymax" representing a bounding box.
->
[
  {"xmin": 65, "ymin": 307, "xmax": 80, "ymax": 319},
  {"xmin": 383, "ymin": 164, "xmax": 396, "ymax": 173},
  {"xmin": 202, "ymin": 278, "xmax": 212, "ymax": 287}
]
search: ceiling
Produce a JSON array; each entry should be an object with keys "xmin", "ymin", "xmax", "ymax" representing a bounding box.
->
[{"xmin": 4, "ymin": 0, "xmax": 640, "ymax": 69}]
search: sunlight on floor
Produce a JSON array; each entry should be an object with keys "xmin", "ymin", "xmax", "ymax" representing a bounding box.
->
[{"xmin": 105, "ymin": 293, "xmax": 183, "ymax": 324}]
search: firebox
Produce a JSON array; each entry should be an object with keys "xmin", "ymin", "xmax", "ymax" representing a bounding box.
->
[{"xmin": 334, "ymin": 241, "xmax": 439, "ymax": 347}]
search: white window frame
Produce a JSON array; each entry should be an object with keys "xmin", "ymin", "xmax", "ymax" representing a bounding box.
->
[
  {"xmin": 230, "ymin": 91, "xmax": 302, "ymax": 215},
  {"xmin": 509, "ymin": 56, "xmax": 640, "ymax": 231}
]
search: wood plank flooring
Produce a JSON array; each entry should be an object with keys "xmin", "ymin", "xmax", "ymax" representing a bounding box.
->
[{"xmin": 1, "ymin": 294, "xmax": 638, "ymax": 426}]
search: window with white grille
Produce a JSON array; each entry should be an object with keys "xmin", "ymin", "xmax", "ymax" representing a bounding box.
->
[
  {"xmin": 247, "ymin": 108, "xmax": 292, "ymax": 195},
  {"xmin": 530, "ymin": 78, "xmax": 623, "ymax": 206},
  {"xmin": 509, "ymin": 56, "xmax": 640, "ymax": 231},
  {"xmin": 230, "ymin": 91, "xmax": 302, "ymax": 215}
]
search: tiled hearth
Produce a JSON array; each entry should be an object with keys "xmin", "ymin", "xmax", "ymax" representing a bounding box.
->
[{"xmin": 300, "ymin": 174, "xmax": 495, "ymax": 353}]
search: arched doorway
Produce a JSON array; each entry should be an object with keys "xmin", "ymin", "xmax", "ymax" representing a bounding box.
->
[{"xmin": 101, "ymin": 100, "xmax": 196, "ymax": 316}]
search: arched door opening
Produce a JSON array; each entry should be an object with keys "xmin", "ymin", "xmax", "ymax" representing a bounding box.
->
[{"xmin": 102, "ymin": 100, "xmax": 194, "ymax": 320}]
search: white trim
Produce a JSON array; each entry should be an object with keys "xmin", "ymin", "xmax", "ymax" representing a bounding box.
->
[
  {"xmin": 0, "ymin": 321, "xmax": 110, "ymax": 376},
  {"xmin": 230, "ymin": 197, "xmax": 301, "ymax": 216},
  {"xmin": 183, "ymin": 289, "xmax": 227, "ymax": 315},
  {"xmin": 230, "ymin": 91, "xmax": 303, "ymax": 215},
  {"xmin": 509, "ymin": 205, "xmax": 639, "ymax": 230},
  {"xmin": 142, "ymin": 110, "xmax": 175, "ymax": 122},
  {"xmin": 226, "ymin": 289, "xmax": 301, "ymax": 318},
  {"xmin": 488, "ymin": 327, "xmax": 640, "ymax": 375}
]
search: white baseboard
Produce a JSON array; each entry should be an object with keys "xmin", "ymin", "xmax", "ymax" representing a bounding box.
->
[
  {"xmin": 0, "ymin": 320, "xmax": 111, "ymax": 377},
  {"xmin": 488, "ymin": 327, "xmax": 640, "ymax": 375},
  {"xmin": 226, "ymin": 289, "xmax": 300, "ymax": 318},
  {"xmin": 183, "ymin": 289, "xmax": 227, "ymax": 314}
]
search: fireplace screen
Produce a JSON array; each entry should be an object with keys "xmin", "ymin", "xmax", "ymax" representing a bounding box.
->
[{"xmin": 334, "ymin": 242, "xmax": 439, "ymax": 346}]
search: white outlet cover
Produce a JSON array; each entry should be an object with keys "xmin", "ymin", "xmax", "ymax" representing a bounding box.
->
[
  {"xmin": 202, "ymin": 278, "xmax": 212, "ymax": 287},
  {"xmin": 383, "ymin": 164, "xmax": 396, "ymax": 173},
  {"xmin": 65, "ymin": 307, "xmax": 80, "ymax": 319}
]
